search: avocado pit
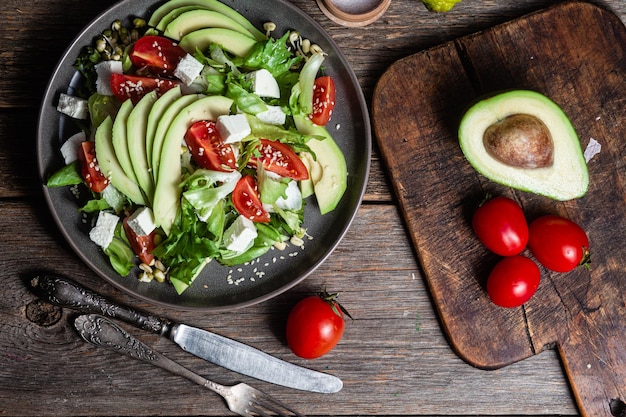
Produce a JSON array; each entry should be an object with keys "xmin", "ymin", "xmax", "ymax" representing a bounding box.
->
[{"xmin": 483, "ymin": 113, "xmax": 554, "ymax": 169}]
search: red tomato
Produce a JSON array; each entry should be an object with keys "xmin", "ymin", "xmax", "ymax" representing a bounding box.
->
[
  {"xmin": 122, "ymin": 216, "xmax": 156, "ymax": 265},
  {"xmin": 110, "ymin": 73, "xmax": 179, "ymax": 104},
  {"xmin": 249, "ymin": 139, "xmax": 309, "ymax": 180},
  {"xmin": 129, "ymin": 35, "xmax": 187, "ymax": 77},
  {"xmin": 232, "ymin": 175, "xmax": 270, "ymax": 223},
  {"xmin": 286, "ymin": 293, "xmax": 346, "ymax": 359},
  {"xmin": 185, "ymin": 120, "xmax": 237, "ymax": 172},
  {"xmin": 528, "ymin": 215, "xmax": 590, "ymax": 272},
  {"xmin": 77, "ymin": 141, "xmax": 109, "ymax": 193},
  {"xmin": 472, "ymin": 196, "xmax": 529, "ymax": 256},
  {"xmin": 310, "ymin": 76, "xmax": 336, "ymax": 126},
  {"xmin": 487, "ymin": 255, "xmax": 541, "ymax": 308}
]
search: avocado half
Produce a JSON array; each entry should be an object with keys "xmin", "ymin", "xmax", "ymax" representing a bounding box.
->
[{"xmin": 458, "ymin": 90, "xmax": 589, "ymax": 201}]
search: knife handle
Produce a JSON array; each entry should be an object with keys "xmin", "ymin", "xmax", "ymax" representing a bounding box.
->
[{"xmin": 27, "ymin": 274, "xmax": 174, "ymax": 336}]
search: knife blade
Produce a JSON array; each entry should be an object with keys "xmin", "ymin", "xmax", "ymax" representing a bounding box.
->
[{"xmin": 27, "ymin": 274, "xmax": 343, "ymax": 393}]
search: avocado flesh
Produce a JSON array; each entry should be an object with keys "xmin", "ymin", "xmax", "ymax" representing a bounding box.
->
[
  {"xmin": 148, "ymin": 0, "xmax": 265, "ymax": 41},
  {"xmin": 152, "ymin": 95, "xmax": 233, "ymax": 235},
  {"xmin": 127, "ymin": 90, "xmax": 157, "ymax": 205},
  {"xmin": 458, "ymin": 90, "xmax": 588, "ymax": 201},
  {"xmin": 94, "ymin": 117, "xmax": 146, "ymax": 206},
  {"xmin": 179, "ymin": 28, "xmax": 257, "ymax": 57},
  {"xmin": 294, "ymin": 114, "xmax": 347, "ymax": 215},
  {"xmin": 164, "ymin": 9, "xmax": 256, "ymax": 41},
  {"xmin": 154, "ymin": 6, "xmax": 200, "ymax": 31},
  {"xmin": 146, "ymin": 86, "xmax": 182, "ymax": 176},
  {"xmin": 112, "ymin": 99, "xmax": 139, "ymax": 185},
  {"xmin": 150, "ymin": 94, "xmax": 198, "ymax": 183}
]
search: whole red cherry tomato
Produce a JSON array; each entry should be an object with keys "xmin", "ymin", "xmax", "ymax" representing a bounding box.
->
[
  {"xmin": 286, "ymin": 292, "xmax": 349, "ymax": 359},
  {"xmin": 472, "ymin": 196, "xmax": 529, "ymax": 256},
  {"xmin": 528, "ymin": 215, "xmax": 590, "ymax": 272},
  {"xmin": 487, "ymin": 255, "xmax": 540, "ymax": 308}
]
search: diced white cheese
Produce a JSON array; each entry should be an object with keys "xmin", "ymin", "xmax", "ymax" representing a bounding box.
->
[
  {"xmin": 223, "ymin": 215, "xmax": 257, "ymax": 253},
  {"xmin": 102, "ymin": 185, "xmax": 125, "ymax": 213},
  {"xmin": 89, "ymin": 211, "xmax": 120, "ymax": 248},
  {"xmin": 247, "ymin": 69, "xmax": 280, "ymax": 98},
  {"xmin": 57, "ymin": 93, "xmax": 89, "ymax": 120},
  {"xmin": 276, "ymin": 180, "xmax": 303, "ymax": 211},
  {"xmin": 174, "ymin": 53, "xmax": 204, "ymax": 86},
  {"xmin": 60, "ymin": 131, "xmax": 86, "ymax": 164},
  {"xmin": 95, "ymin": 60, "xmax": 123, "ymax": 95},
  {"xmin": 217, "ymin": 114, "xmax": 251, "ymax": 144},
  {"xmin": 126, "ymin": 206, "xmax": 157, "ymax": 236},
  {"xmin": 256, "ymin": 105, "xmax": 286, "ymax": 125}
]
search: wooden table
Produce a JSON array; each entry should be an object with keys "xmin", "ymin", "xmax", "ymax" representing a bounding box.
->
[{"xmin": 1, "ymin": 0, "xmax": 624, "ymax": 416}]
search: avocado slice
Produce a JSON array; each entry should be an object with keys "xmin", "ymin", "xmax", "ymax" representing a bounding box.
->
[
  {"xmin": 164, "ymin": 9, "xmax": 256, "ymax": 41},
  {"xmin": 151, "ymin": 94, "xmax": 199, "ymax": 183},
  {"xmin": 154, "ymin": 6, "xmax": 199, "ymax": 31},
  {"xmin": 126, "ymin": 90, "xmax": 157, "ymax": 205},
  {"xmin": 458, "ymin": 90, "xmax": 588, "ymax": 201},
  {"xmin": 293, "ymin": 114, "xmax": 347, "ymax": 215},
  {"xmin": 146, "ymin": 86, "xmax": 182, "ymax": 177},
  {"xmin": 148, "ymin": 0, "xmax": 265, "ymax": 40},
  {"xmin": 112, "ymin": 99, "xmax": 139, "ymax": 185},
  {"xmin": 95, "ymin": 116, "xmax": 146, "ymax": 206},
  {"xmin": 153, "ymin": 95, "xmax": 234, "ymax": 234},
  {"xmin": 179, "ymin": 28, "xmax": 258, "ymax": 57}
]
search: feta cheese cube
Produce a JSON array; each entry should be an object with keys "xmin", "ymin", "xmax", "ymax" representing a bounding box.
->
[
  {"xmin": 60, "ymin": 131, "xmax": 86, "ymax": 164},
  {"xmin": 223, "ymin": 215, "xmax": 257, "ymax": 253},
  {"xmin": 217, "ymin": 114, "xmax": 251, "ymax": 144},
  {"xmin": 174, "ymin": 53, "xmax": 204, "ymax": 86},
  {"xmin": 247, "ymin": 69, "xmax": 280, "ymax": 98},
  {"xmin": 256, "ymin": 105, "xmax": 286, "ymax": 125},
  {"xmin": 126, "ymin": 206, "xmax": 157, "ymax": 236},
  {"xmin": 57, "ymin": 93, "xmax": 89, "ymax": 120},
  {"xmin": 89, "ymin": 211, "xmax": 120, "ymax": 248},
  {"xmin": 95, "ymin": 60, "xmax": 123, "ymax": 95}
]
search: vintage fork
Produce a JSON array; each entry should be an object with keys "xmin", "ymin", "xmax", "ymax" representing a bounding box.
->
[{"xmin": 74, "ymin": 314, "xmax": 306, "ymax": 417}]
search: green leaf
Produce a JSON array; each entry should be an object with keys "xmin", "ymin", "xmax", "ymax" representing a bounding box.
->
[{"xmin": 46, "ymin": 162, "xmax": 82, "ymax": 188}]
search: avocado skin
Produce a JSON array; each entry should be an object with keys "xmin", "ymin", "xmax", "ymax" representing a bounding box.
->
[{"xmin": 458, "ymin": 90, "xmax": 589, "ymax": 201}]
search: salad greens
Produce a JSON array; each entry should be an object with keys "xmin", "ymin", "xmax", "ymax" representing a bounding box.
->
[{"xmin": 48, "ymin": 0, "xmax": 345, "ymax": 295}]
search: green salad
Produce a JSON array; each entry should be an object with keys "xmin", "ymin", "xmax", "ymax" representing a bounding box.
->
[{"xmin": 48, "ymin": 0, "xmax": 347, "ymax": 294}]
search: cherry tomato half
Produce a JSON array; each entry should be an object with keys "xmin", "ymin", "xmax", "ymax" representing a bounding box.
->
[
  {"xmin": 528, "ymin": 215, "xmax": 590, "ymax": 272},
  {"xmin": 77, "ymin": 141, "xmax": 109, "ymax": 193},
  {"xmin": 472, "ymin": 196, "xmax": 529, "ymax": 256},
  {"xmin": 232, "ymin": 175, "xmax": 270, "ymax": 223},
  {"xmin": 122, "ymin": 216, "xmax": 156, "ymax": 265},
  {"xmin": 286, "ymin": 293, "xmax": 346, "ymax": 359},
  {"xmin": 249, "ymin": 139, "xmax": 309, "ymax": 181},
  {"xmin": 110, "ymin": 73, "xmax": 179, "ymax": 104},
  {"xmin": 487, "ymin": 255, "xmax": 541, "ymax": 308},
  {"xmin": 185, "ymin": 120, "xmax": 237, "ymax": 172},
  {"xmin": 129, "ymin": 35, "xmax": 187, "ymax": 77},
  {"xmin": 310, "ymin": 76, "xmax": 336, "ymax": 126}
]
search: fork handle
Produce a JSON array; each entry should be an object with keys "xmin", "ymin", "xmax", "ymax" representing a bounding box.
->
[{"xmin": 74, "ymin": 314, "xmax": 224, "ymax": 394}]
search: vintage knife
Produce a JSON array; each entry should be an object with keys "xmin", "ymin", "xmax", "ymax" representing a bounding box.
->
[{"xmin": 27, "ymin": 274, "xmax": 343, "ymax": 394}]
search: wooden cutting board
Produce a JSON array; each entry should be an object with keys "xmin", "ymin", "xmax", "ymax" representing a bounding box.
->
[{"xmin": 372, "ymin": 2, "xmax": 626, "ymax": 416}]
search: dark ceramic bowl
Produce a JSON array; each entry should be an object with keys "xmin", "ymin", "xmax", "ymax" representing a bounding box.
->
[{"xmin": 37, "ymin": 0, "xmax": 371, "ymax": 311}]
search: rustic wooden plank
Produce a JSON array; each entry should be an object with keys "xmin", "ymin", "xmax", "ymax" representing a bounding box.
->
[
  {"xmin": 373, "ymin": 2, "xmax": 626, "ymax": 416},
  {"xmin": 0, "ymin": 201, "xmax": 576, "ymax": 416}
]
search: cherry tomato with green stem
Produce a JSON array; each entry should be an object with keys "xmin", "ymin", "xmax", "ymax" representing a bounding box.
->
[
  {"xmin": 286, "ymin": 291, "xmax": 350, "ymax": 359},
  {"xmin": 528, "ymin": 215, "xmax": 590, "ymax": 272}
]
